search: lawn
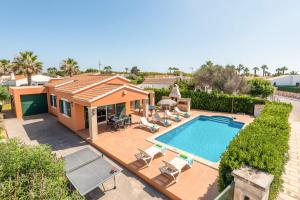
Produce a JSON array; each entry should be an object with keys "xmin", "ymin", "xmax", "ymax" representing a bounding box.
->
[
  {"xmin": 2, "ymin": 104, "xmax": 11, "ymax": 111},
  {"xmin": 277, "ymin": 85, "xmax": 300, "ymax": 93}
]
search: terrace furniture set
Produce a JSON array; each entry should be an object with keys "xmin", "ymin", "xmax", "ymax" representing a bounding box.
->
[
  {"xmin": 135, "ymin": 144, "xmax": 193, "ymax": 183},
  {"xmin": 107, "ymin": 114, "xmax": 132, "ymax": 131}
]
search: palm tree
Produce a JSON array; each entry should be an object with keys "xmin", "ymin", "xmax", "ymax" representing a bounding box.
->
[
  {"xmin": 0, "ymin": 59, "xmax": 11, "ymax": 76},
  {"xmin": 125, "ymin": 67, "xmax": 129, "ymax": 73},
  {"xmin": 243, "ymin": 67, "xmax": 250, "ymax": 76},
  {"xmin": 275, "ymin": 67, "xmax": 282, "ymax": 76},
  {"xmin": 260, "ymin": 65, "xmax": 268, "ymax": 77},
  {"xmin": 12, "ymin": 51, "xmax": 43, "ymax": 85},
  {"xmin": 290, "ymin": 70, "xmax": 298, "ymax": 75},
  {"xmin": 103, "ymin": 66, "xmax": 112, "ymax": 74},
  {"xmin": 236, "ymin": 64, "xmax": 244, "ymax": 75},
  {"xmin": 281, "ymin": 66, "xmax": 288, "ymax": 75},
  {"xmin": 60, "ymin": 58, "xmax": 80, "ymax": 77},
  {"xmin": 253, "ymin": 67, "xmax": 260, "ymax": 76}
]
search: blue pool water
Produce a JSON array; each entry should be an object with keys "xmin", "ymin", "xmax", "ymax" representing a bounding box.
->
[{"xmin": 156, "ymin": 115, "xmax": 244, "ymax": 162}]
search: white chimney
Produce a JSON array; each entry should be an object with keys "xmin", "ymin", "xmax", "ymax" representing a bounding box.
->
[{"xmin": 10, "ymin": 72, "xmax": 15, "ymax": 80}]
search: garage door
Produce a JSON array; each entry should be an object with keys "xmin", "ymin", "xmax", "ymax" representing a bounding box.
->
[{"xmin": 21, "ymin": 94, "xmax": 48, "ymax": 116}]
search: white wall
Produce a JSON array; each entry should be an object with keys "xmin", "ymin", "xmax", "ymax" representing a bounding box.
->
[{"xmin": 269, "ymin": 75, "xmax": 300, "ymax": 86}]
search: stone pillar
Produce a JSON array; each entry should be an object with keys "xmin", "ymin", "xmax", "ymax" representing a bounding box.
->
[
  {"xmin": 149, "ymin": 91, "xmax": 155, "ymax": 106},
  {"xmin": 143, "ymin": 99, "xmax": 149, "ymax": 118},
  {"xmin": 186, "ymin": 98, "xmax": 191, "ymax": 113},
  {"xmin": 232, "ymin": 166, "xmax": 274, "ymax": 200},
  {"xmin": 88, "ymin": 107, "xmax": 98, "ymax": 141},
  {"xmin": 254, "ymin": 104, "xmax": 265, "ymax": 117}
]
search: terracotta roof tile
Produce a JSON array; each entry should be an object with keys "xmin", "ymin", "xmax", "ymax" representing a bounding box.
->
[
  {"xmin": 73, "ymin": 84, "xmax": 123, "ymax": 102},
  {"xmin": 142, "ymin": 77, "xmax": 178, "ymax": 85}
]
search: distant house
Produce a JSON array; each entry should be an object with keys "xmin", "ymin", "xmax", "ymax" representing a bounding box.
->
[
  {"xmin": 267, "ymin": 75, "xmax": 300, "ymax": 86},
  {"xmin": 139, "ymin": 77, "xmax": 178, "ymax": 89},
  {"xmin": 1, "ymin": 73, "xmax": 51, "ymax": 86}
]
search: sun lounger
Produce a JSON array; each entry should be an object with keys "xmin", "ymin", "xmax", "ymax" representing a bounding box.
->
[
  {"xmin": 140, "ymin": 117, "xmax": 160, "ymax": 132},
  {"xmin": 165, "ymin": 110, "xmax": 182, "ymax": 122},
  {"xmin": 159, "ymin": 154, "xmax": 193, "ymax": 182},
  {"xmin": 152, "ymin": 112, "xmax": 172, "ymax": 127},
  {"xmin": 174, "ymin": 107, "xmax": 190, "ymax": 118},
  {"xmin": 135, "ymin": 144, "xmax": 166, "ymax": 166}
]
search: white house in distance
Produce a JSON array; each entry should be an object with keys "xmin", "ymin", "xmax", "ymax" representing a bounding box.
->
[
  {"xmin": 267, "ymin": 75, "xmax": 300, "ymax": 86},
  {"xmin": 1, "ymin": 73, "xmax": 51, "ymax": 86}
]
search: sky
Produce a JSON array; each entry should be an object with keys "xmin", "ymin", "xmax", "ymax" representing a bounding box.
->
[{"xmin": 1, "ymin": 0, "xmax": 300, "ymax": 74}]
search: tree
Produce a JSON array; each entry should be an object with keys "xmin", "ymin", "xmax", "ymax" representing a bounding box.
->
[
  {"xmin": 125, "ymin": 67, "xmax": 129, "ymax": 73},
  {"xmin": 0, "ymin": 139, "xmax": 82, "ymax": 199},
  {"xmin": 275, "ymin": 67, "xmax": 282, "ymax": 76},
  {"xmin": 260, "ymin": 65, "xmax": 268, "ymax": 77},
  {"xmin": 12, "ymin": 51, "xmax": 43, "ymax": 86},
  {"xmin": 248, "ymin": 78, "xmax": 274, "ymax": 98},
  {"xmin": 290, "ymin": 70, "xmax": 299, "ymax": 75},
  {"xmin": 85, "ymin": 68, "xmax": 99, "ymax": 73},
  {"xmin": 168, "ymin": 67, "xmax": 173, "ymax": 74},
  {"xmin": 60, "ymin": 58, "xmax": 80, "ymax": 77},
  {"xmin": 0, "ymin": 86, "xmax": 10, "ymax": 111},
  {"xmin": 193, "ymin": 61, "xmax": 249, "ymax": 94},
  {"xmin": 103, "ymin": 66, "xmax": 112, "ymax": 74},
  {"xmin": 243, "ymin": 67, "xmax": 250, "ymax": 76},
  {"xmin": 0, "ymin": 59, "xmax": 11, "ymax": 76},
  {"xmin": 236, "ymin": 64, "xmax": 244, "ymax": 75},
  {"xmin": 281, "ymin": 66, "xmax": 288, "ymax": 75},
  {"xmin": 47, "ymin": 67, "xmax": 58, "ymax": 77},
  {"xmin": 253, "ymin": 67, "xmax": 260, "ymax": 76},
  {"xmin": 130, "ymin": 66, "xmax": 140, "ymax": 75}
]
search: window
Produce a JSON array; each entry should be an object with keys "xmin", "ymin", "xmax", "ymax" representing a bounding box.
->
[
  {"xmin": 59, "ymin": 99, "xmax": 71, "ymax": 117},
  {"xmin": 50, "ymin": 95, "xmax": 57, "ymax": 107}
]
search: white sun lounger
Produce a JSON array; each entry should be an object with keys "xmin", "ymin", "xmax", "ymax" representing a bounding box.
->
[
  {"xmin": 135, "ymin": 145, "xmax": 166, "ymax": 166},
  {"xmin": 165, "ymin": 110, "xmax": 182, "ymax": 122},
  {"xmin": 174, "ymin": 107, "xmax": 190, "ymax": 118},
  {"xmin": 140, "ymin": 117, "xmax": 160, "ymax": 132},
  {"xmin": 159, "ymin": 155, "xmax": 193, "ymax": 182},
  {"xmin": 152, "ymin": 112, "xmax": 172, "ymax": 127}
]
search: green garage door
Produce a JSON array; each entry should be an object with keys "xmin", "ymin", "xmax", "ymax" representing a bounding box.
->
[{"xmin": 21, "ymin": 94, "xmax": 48, "ymax": 116}]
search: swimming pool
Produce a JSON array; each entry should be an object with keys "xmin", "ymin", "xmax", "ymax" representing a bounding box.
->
[{"xmin": 155, "ymin": 115, "xmax": 244, "ymax": 163}]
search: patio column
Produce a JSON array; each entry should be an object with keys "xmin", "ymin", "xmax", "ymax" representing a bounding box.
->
[
  {"xmin": 88, "ymin": 107, "xmax": 98, "ymax": 141},
  {"xmin": 143, "ymin": 99, "xmax": 149, "ymax": 118},
  {"xmin": 149, "ymin": 91, "xmax": 155, "ymax": 106}
]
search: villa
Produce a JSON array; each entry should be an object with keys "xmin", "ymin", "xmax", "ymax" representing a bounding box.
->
[{"xmin": 9, "ymin": 73, "xmax": 154, "ymax": 141}]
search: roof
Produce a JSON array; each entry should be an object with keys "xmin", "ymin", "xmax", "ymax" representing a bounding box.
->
[
  {"xmin": 45, "ymin": 74, "xmax": 129, "ymax": 93},
  {"xmin": 267, "ymin": 75, "xmax": 300, "ymax": 81},
  {"xmin": 141, "ymin": 77, "xmax": 178, "ymax": 85},
  {"xmin": 73, "ymin": 83, "xmax": 148, "ymax": 102}
]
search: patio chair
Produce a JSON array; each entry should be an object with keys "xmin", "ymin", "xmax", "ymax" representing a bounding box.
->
[
  {"xmin": 135, "ymin": 144, "xmax": 166, "ymax": 166},
  {"xmin": 165, "ymin": 110, "xmax": 182, "ymax": 122},
  {"xmin": 159, "ymin": 154, "xmax": 193, "ymax": 182},
  {"xmin": 152, "ymin": 112, "xmax": 172, "ymax": 127},
  {"xmin": 140, "ymin": 117, "xmax": 160, "ymax": 133},
  {"xmin": 174, "ymin": 107, "xmax": 190, "ymax": 118}
]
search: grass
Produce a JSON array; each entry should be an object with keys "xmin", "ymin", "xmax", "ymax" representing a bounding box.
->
[
  {"xmin": 2, "ymin": 104, "xmax": 11, "ymax": 111},
  {"xmin": 277, "ymin": 85, "xmax": 300, "ymax": 93},
  {"xmin": 0, "ymin": 128, "xmax": 6, "ymax": 139}
]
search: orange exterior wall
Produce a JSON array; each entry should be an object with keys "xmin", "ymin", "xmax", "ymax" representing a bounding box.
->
[{"xmin": 9, "ymin": 86, "xmax": 48, "ymax": 119}]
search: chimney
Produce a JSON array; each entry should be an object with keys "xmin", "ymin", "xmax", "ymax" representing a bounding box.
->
[{"xmin": 10, "ymin": 72, "xmax": 15, "ymax": 80}]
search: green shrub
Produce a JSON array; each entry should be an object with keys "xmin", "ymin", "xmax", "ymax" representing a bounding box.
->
[
  {"xmin": 218, "ymin": 102, "xmax": 292, "ymax": 200},
  {"xmin": 277, "ymin": 85, "xmax": 300, "ymax": 93},
  {"xmin": 248, "ymin": 78, "xmax": 274, "ymax": 98},
  {"xmin": 151, "ymin": 88, "xmax": 266, "ymax": 115},
  {"xmin": 0, "ymin": 139, "xmax": 82, "ymax": 199}
]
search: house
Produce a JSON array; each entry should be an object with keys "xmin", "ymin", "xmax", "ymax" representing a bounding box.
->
[
  {"xmin": 267, "ymin": 75, "xmax": 300, "ymax": 86},
  {"xmin": 9, "ymin": 73, "xmax": 151, "ymax": 141},
  {"xmin": 1, "ymin": 73, "xmax": 51, "ymax": 86}
]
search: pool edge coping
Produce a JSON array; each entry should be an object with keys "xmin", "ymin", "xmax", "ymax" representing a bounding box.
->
[{"xmin": 146, "ymin": 113, "xmax": 247, "ymax": 170}]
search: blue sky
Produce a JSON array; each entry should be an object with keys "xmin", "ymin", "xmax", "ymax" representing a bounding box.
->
[{"xmin": 1, "ymin": 0, "xmax": 300, "ymax": 74}]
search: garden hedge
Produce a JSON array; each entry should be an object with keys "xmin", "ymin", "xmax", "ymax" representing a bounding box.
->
[
  {"xmin": 218, "ymin": 102, "xmax": 292, "ymax": 200},
  {"xmin": 151, "ymin": 88, "xmax": 266, "ymax": 115},
  {"xmin": 0, "ymin": 139, "xmax": 82, "ymax": 199}
]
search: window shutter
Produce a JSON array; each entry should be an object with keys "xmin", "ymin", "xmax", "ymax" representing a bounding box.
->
[{"xmin": 59, "ymin": 100, "xmax": 63, "ymax": 113}]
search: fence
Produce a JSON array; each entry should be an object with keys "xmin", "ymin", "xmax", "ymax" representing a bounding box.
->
[
  {"xmin": 214, "ymin": 183, "xmax": 234, "ymax": 200},
  {"xmin": 275, "ymin": 90, "xmax": 300, "ymax": 99}
]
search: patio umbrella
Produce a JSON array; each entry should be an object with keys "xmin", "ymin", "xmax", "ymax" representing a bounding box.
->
[{"xmin": 157, "ymin": 99, "xmax": 177, "ymax": 106}]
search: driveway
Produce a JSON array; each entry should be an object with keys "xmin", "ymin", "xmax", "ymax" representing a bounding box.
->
[{"xmin": 4, "ymin": 113, "xmax": 167, "ymax": 200}]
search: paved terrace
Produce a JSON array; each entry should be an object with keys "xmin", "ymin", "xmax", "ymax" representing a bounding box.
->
[
  {"xmin": 77, "ymin": 110, "xmax": 254, "ymax": 200},
  {"xmin": 276, "ymin": 96, "xmax": 300, "ymax": 200}
]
